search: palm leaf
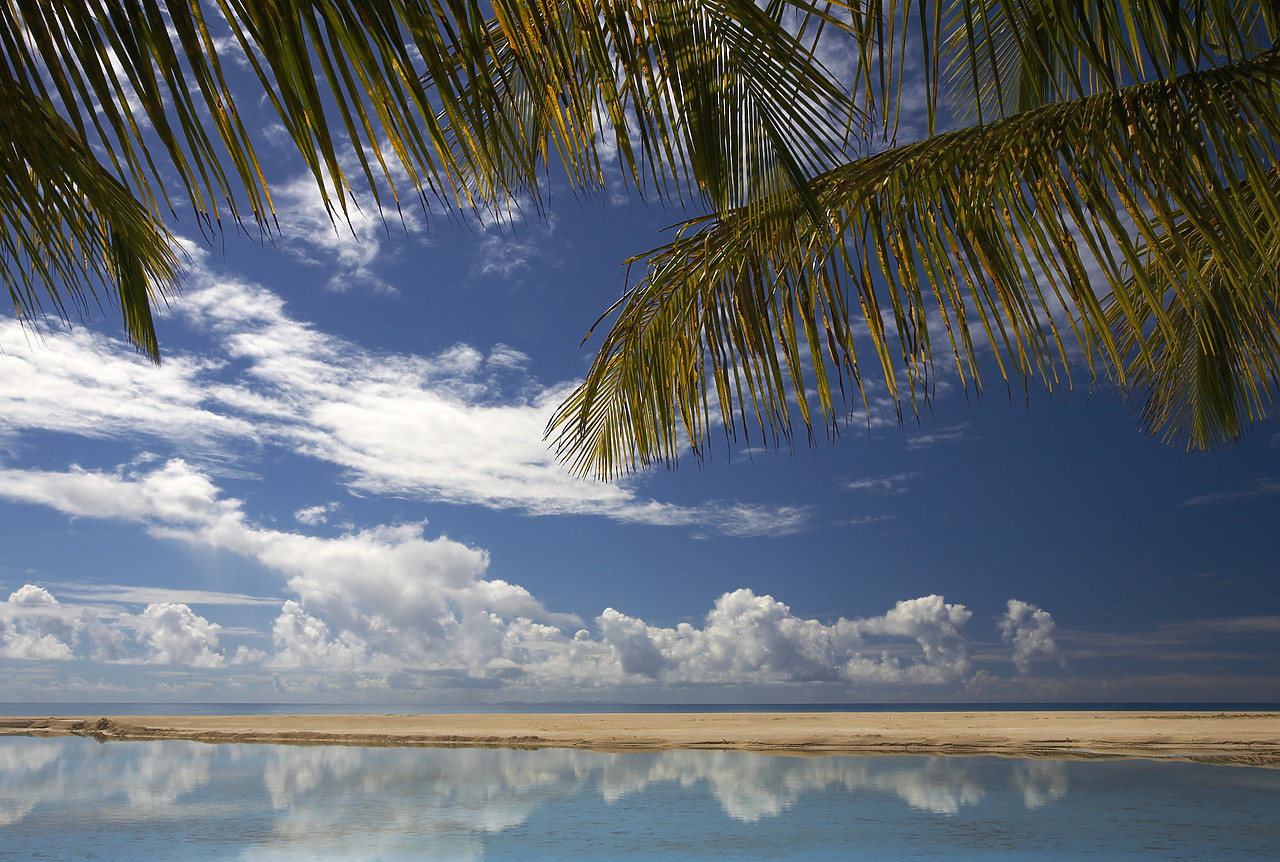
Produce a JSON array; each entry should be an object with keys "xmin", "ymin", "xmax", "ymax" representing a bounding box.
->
[
  {"xmin": 1107, "ymin": 169, "xmax": 1280, "ymax": 449},
  {"xmin": 548, "ymin": 46, "xmax": 1280, "ymax": 478},
  {"xmin": 0, "ymin": 74, "xmax": 178, "ymax": 360},
  {"xmin": 429, "ymin": 0, "xmax": 861, "ymax": 216},
  {"xmin": 2, "ymin": 0, "xmax": 859, "ymax": 356},
  {"xmin": 889, "ymin": 0, "xmax": 1277, "ymax": 130}
]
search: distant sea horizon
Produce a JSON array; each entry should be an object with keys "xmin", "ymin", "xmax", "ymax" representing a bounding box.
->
[{"xmin": 2, "ymin": 701, "xmax": 1277, "ymax": 717}]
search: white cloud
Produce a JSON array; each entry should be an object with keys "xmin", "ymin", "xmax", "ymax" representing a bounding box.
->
[
  {"xmin": 271, "ymin": 168, "xmax": 425, "ymax": 295},
  {"xmin": 485, "ymin": 344, "xmax": 532, "ymax": 371},
  {"xmin": 0, "ymin": 585, "xmax": 77, "ymax": 660},
  {"xmin": 844, "ymin": 472, "xmax": 917, "ymax": 494},
  {"xmin": 0, "ymin": 250, "xmax": 808, "ymax": 536},
  {"xmin": 53, "ymin": 584, "xmax": 281, "ymax": 606},
  {"xmin": 999, "ymin": 599, "xmax": 1062, "ymax": 673},
  {"xmin": 0, "ymin": 584, "xmax": 132, "ymax": 662},
  {"xmin": 137, "ymin": 602, "xmax": 226, "ymax": 667},
  {"xmin": 852, "ymin": 595, "xmax": 974, "ymax": 683},
  {"xmin": 597, "ymin": 608, "xmax": 671, "ymax": 677},
  {"xmin": 906, "ymin": 423, "xmax": 973, "ymax": 449},
  {"xmin": 0, "ymin": 459, "xmax": 1063, "ymax": 693},
  {"xmin": 0, "ymin": 459, "xmax": 235, "ymax": 525},
  {"xmin": 0, "ymin": 461, "xmax": 598, "ymax": 681},
  {"xmin": 294, "ymin": 503, "xmax": 337, "ymax": 526},
  {"xmin": 0, "ymin": 319, "xmax": 254, "ymax": 448},
  {"xmin": 470, "ymin": 214, "xmax": 561, "ymax": 281},
  {"xmin": 596, "ymin": 589, "xmax": 976, "ymax": 686},
  {"xmin": 271, "ymin": 600, "xmax": 374, "ymax": 671}
]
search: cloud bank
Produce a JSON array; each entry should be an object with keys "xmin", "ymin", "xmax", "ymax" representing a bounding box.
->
[{"xmin": 0, "ymin": 458, "xmax": 1057, "ymax": 696}]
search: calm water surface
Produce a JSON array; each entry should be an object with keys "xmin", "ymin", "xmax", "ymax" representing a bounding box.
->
[{"xmin": 1, "ymin": 737, "xmax": 1277, "ymax": 860}]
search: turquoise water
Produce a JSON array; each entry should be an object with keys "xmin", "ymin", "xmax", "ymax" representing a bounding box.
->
[{"xmin": 1, "ymin": 737, "xmax": 1277, "ymax": 859}]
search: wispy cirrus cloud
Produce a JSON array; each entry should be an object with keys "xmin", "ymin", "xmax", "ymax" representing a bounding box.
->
[
  {"xmin": 844, "ymin": 472, "xmax": 918, "ymax": 495},
  {"xmin": 1180, "ymin": 478, "xmax": 1280, "ymax": 507},
  {"xmin": 0, "ymin": 239, "xmax": 806, "ymax": 538},
  {"xmin": 906, "ymin": 423, "xmax": 973, "ymax": 450},
  {"xmin": 1054, "ymin": 616, "xmax": 1280, "ymax": 664},
  {"xmin": 51, "ymin": 585, "xmax": 282, "ymax": 607}
]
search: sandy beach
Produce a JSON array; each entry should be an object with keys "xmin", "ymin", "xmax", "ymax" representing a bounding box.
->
[{"xmin": 3, "ymin": 711, "xmax": 1277, "ymax": 763}]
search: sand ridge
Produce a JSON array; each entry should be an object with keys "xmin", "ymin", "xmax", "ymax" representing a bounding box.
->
[{"xmin": 5, "ymin": 711, "xmax": 1279, "ymax": 763}]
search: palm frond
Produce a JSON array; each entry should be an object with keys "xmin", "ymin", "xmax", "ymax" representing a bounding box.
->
[
  {"xmin": 859, "ymin": 0, "xmax": 1277, "ymax": 137},
  {"xmin": 548, "ymin": 47, "xmax": 1280, "ymax": 479},
  {"xmin": 428, "ymin": 0, "xmax": 861, "ymax": 217},
  {"xmin": 1107, "ymin": 168, "xmax": 1280, "ymax": 449},
  {"xmin": 2, "ymin": 0, "xmax": 860, "ymax": 354},
  {"xmin": 0, "ymin": 73, "xmax": 178, "ymax": 360}
]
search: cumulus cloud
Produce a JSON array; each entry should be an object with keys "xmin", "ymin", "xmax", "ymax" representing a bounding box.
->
[
  {"xmin": 271, "ymin": 600, "xmax": 373, "ymax": 671},
  {"xmin": 999, "ymin": 599, "xmax": 1062, "ymax": 673},
  {"xmin": 0, "ymin": 460, "xmax": 1068, "ymax": 693},
  {"xmin": 596, "ymin": 589, "xmax": 975, "ymax": 686},
  {"xmin": 0, "ymin": 576, "xmax": 1065, "ymax": 694},
  {"xmin": 0, "ymin": 461, "xmax": 599, "ymax": 682},
  {"xmin": 0, "ymin": 586, "xmax": 77, "ymax": 660},
  {"xmin": 136, "ymin": 603, "xmax": 226, "ymax": 667},
  {"xmin": 597, "ymin": 609, "xmax": 671, "ymax": 677},
  {"xmin": 294, "ymin": 503, "xmax": 337, "ymax": 526},
  {"xmin": 0, "ymin": 583, "xmax": 231, "ymax": 667},
  {"xmin": 855, "ymin": 595, "xmax": 974, "ymax": 683}
]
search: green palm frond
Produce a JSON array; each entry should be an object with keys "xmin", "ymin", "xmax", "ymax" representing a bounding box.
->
[
  {"xmin": 548, "ymin": 46, "xmax": 1280, "ymax": 478},
  {"xmin": 2, "ymin": 0, "xmax": 859, "ymax": 357},
  {"xmin": 885, "ymin": 0, "xmax": 1277, "ymax": 131},
  {"xmin": 1108, "ymin": 168, "xmax": 1280, "ymax": 449},
  {"xmin": 430, "ymin": 0, "xmax": 860, "ymax": 216},
  {"xmin": 0, "ymin": 74, "xmax": 178, "ymax": 360}
]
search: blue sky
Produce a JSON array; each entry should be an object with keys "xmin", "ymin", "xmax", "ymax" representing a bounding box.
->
[{"xmin": 1, "ymin": 26, "xmax": 1278, "ymax": 706}]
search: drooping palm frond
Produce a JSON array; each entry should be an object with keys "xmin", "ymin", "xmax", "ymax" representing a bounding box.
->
[
  {"xmin": 548, "ymin": 43, "xmax": 1280, "ymax": 479},
  {"xmin": 1107, "ymin": 168, "xmax": 1280, "ymax": 450},
  {"xmin": 429, "ymin": 0, "xmax": 861, "ymax": 216},
  {"xmin": 0, "ymin": 73, "xmax": 178, "ymax": 359},
  {"xmin": 2, "ymin": 0, "xmax": 860, "ymax": 358},
  {"xmin": 872, "ymin": 0, "xmax": 1277, "ymax": 132}
]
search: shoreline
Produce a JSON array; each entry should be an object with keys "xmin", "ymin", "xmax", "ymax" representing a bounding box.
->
[{"xmin": 3, "ymin": 711, "xmax": 1278, "ymax": 764}]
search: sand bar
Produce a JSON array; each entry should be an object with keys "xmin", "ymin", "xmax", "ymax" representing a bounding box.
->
[{"xmin": 4, "ymin": 711, "xmax": 1278, "ymax": 763}]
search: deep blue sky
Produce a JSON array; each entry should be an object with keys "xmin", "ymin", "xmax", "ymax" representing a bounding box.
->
[{"xmin": 1, "ymin": 24, "xmax": 1277, "ymax": 705}]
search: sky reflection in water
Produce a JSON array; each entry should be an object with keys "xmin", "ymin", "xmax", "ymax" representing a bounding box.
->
[{"xmin": 2, "ymin": 737, "xmax": 1278, "ymax": 859}]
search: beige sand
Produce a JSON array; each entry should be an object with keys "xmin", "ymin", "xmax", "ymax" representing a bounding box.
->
[{"xmin": 4, "ymin": 711, "xmax": 1278, "ymax": 763}]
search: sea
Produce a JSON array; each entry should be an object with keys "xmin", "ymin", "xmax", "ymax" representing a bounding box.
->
[
  {"xmin": 2, "ymin": 703, "xmax": 1277, "ymax": 860},
  {"xmin": 3, "ymin": 700, "xmax": 1278, "ymax": 716}
]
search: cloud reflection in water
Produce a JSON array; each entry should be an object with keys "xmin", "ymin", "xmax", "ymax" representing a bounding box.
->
[{"xmin": 0, "ymin": 738, "xmax": 1068, "ymax": 833}]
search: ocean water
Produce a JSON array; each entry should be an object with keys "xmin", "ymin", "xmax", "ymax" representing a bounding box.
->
[
  {"xmin": 4, "ymin": 701, "xmax": 1278, "ymax": 716},
  {"xmin": 1, "ymin": 736, "xmax": 1277, "ymax": 860}
]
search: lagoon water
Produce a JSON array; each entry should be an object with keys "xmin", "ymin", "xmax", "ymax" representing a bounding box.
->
[{"xmin": 2, "ymin": 737, "xmax": 1278, "ymax": 860}]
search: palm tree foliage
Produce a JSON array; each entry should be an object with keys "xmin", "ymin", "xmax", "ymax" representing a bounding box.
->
[
  {"xmin": 1, "ymin": 0, "xmax": 856, "ymax": 359},
  {"xmin": 8, "ymin": 2, "xmax": 1277, "ymax": 476},
  {"xmin": 548, "ymin": 0, "xmax": 1280, "ymax": 478}
]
